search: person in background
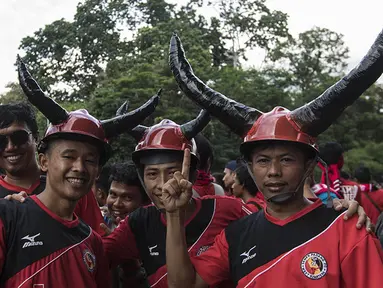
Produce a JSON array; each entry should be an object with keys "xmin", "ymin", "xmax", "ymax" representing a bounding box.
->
[
  {"xmin": 102, "ymin": 161, "xmax": 150, "ymax": 288},
  {"xmin": 318, "ymin": 142, "xmax": 359, "ymax": 200},
  {"xmin": 192, "ymin": 134, "xmax": 224, "ymax": 197},
  {"xmin": 93, "ymin": 164, "xmax": 111, "ymax": 207},
  {"xmin": 308, "ymin": 172, "xmax": 342, "ymax": 205},
  {"xmin": 102, "ymin": 161, "xmax": 150, "ymax": 230},
  {"xmin": 232, "ymin": 163, "xmax": 264, "ymax": 212},
  {"xmin": 354, "ymin": 164, "xmax": 383, "ymax": 223},
  {"xmin": 222, "ymin": 160, "xmax": 237, "ymax": 196}
]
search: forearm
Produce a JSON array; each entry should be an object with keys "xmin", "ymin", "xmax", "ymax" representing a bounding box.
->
[{"xmin": 166, "ymin": 211, "xmax": 197, "ymax": 288}]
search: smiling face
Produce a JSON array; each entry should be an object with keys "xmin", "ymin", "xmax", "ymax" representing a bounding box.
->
[
  {"xmin": 143, "ymin": 161, "xmax": 183, "ymax": 209},
  {"xmin": 39, "ymin": 139, "xmax": 100, "ymax": 201},
  {"xmin": 249, "ymin": 142, "xmax": 310, "ymax": 200},
  {"xmin": 0, "ymin": 122, "xmax": 37, "ymax": 176},
  {"xmin": 106, "ymin": 181, "xmax": 143, "ymax": 219}
]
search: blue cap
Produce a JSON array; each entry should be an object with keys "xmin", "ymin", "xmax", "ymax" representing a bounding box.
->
[{"xmin": 225, "ymin": 160, "xmax": 237, "ymax": 171}]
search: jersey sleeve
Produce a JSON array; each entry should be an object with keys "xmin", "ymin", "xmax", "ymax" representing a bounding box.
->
[
  {"xmin": 74, "ymin": 191, "xmax": 105, "ymax": 236},
  {"xmin": 92, "ymin": 231, "xmax": 111, "ymax": 288},
  {"xmin": 341, "ymin": 234, "xmax": 383, "ymax": 288},
  {"xmin": 191, "ymin": 229, "xmax": 230, "ymax": 286},
  {"xmin": 102, "ymin": 217, "xmax": 140, "ymax": 268}
]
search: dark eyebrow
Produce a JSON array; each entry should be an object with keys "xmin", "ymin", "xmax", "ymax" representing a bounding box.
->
[
  {"xmin": 61, "ymin": 149, "xmax": 97, "ymax": 157},
  {"xmin": 167, "ymin": 166, "xmax": 181, "ymax": 170},
  {"xmin": 61, "ymin": 149, "xmax": 77, "ymax": 154},
  {"xmin": 255, "ymin": 153, "xmax": 294, "ymax": 158}
]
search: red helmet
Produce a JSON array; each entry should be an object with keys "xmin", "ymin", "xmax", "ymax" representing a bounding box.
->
[
  {"xmin": 18, "ymin": 57, "xmax": 160, "ymax": 164},
  {"xmin": 129, "ymin": 110, "xmax": 210, "ymax": 166},
  {"xmin": 169, "ymin": 32, "xmax": 383, "ymax": 158}
]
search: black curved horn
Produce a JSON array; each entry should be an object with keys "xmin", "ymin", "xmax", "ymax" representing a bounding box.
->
[
  {"xmin": 180, "ymin": 110, "xmax": 211, "ymax": 140},
  {"xmin": 115, "ymin": 99, "xmax": 149, "ymax": 142},
  {"xmin": 169, "ymin": 33, "xmax": 262, "ymax": 137},
  {"xmin": 17, "ymin": 55, "xmax": 69, "ymax": 125},
  {"xmin": 102, "ymin": 89, "xmax": 161, "ymax": 139},
  {"xmin": 128, "ymin": 125, "xmax": 149, "ymax": 142},
  {"xmin": 290, "ymin": 29, "xmax": 383, "ymax": 137},
  {"xmin": 116, "ymin": 101, "xmax": 129, "ymax": 116}
]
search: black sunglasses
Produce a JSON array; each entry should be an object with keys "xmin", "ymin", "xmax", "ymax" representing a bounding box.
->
[{"xmin": 0, "ymin": 130, "xmax": 32, "ymax": 151}]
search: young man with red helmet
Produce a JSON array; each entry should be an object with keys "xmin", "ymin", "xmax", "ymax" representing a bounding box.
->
[
  {"xmin": 0, "ymin": 101, "xmax": 107, "ymax": 235},
  {"xmin": 103, "ymin": 111, "xmax": 253, "ymax": 288},
  {"xmin": 0, "ymin": 58, "xmax": 158, "ymax": 287},
  {"xmin": 163, "ymin": 31, "xmax": 383, "ymax": 288}
]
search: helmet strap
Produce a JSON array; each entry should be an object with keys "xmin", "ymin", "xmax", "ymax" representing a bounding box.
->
[{"xmin": 318, "ymin": 157, "xmax": 333, "ymax": 208}]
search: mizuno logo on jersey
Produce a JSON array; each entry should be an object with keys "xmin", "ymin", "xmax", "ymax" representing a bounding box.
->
[
  {"xmin": 21, "ymin": 233, "xmax": 43, "ymax": 248},
  {"xmin": 240, "ymin": 245, "xmax": 257, "ymax": 264},
  {"xmin": 149, "ymin": 245, "xmax": 159, "ymax": 256}
]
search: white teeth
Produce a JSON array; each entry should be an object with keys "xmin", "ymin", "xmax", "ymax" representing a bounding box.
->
[
  {"xmin": 67, "ymin": 178, "xmax": 85, "ymax": 185},
  {"xmin": 6, "ymin": 155, "xmax": 22, "ymax": 161}
]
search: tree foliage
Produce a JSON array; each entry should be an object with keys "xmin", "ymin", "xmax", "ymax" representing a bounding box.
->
[{"xmin": 5, "ymin": 0, "xmax": 382, "ymax": 176}]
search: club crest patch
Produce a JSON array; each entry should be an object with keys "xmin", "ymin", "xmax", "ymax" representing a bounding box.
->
[
  {"xmin": 301, "ymin": 252, "xmax": 327, "ymax": 280},
  {"xmin": 83, "ymin": 249, "xmax": 96, "ymax": 272}
]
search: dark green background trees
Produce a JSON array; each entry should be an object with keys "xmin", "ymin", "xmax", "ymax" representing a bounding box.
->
[{"xmin": 2, "ymin": 0, "xmax": 382, "ymax": 176}]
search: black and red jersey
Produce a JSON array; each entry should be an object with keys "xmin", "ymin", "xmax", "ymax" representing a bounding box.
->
[
  {"xmin": 0, "ymin": 176, "xmax": 105, "ymax": 235},
  {"xmin": 192, "ymin": 199, "xmax": 383, "ymax": 287},
  {"xmin": 104, "ymin": 195, "xmax": 252, "ymax": 287},
  {"xmin": 0, "ymin": 195, "xmax": 109, "ymax": 288}
]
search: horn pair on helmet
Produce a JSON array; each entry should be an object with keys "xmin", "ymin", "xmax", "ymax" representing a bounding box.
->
[
  {"xmin": 115, "ymin": 98, "xmax": 211, "ymax": 168},
  {"xmin": 169, "ymin": 31, "xmax": 383, "ymax": 158},
  {"xmin": 17, "ymin": 56, "xmax": 160, "ymax": 165}
]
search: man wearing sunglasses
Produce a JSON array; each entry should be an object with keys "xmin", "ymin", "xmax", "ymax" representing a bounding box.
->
[{"xmin": 0, "ymin": 103, "xmax": 42, "ymax": 196}]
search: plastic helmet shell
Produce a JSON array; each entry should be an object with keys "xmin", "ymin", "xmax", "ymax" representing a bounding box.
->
[
  {"xmin": 132, "ymin": 119, "xmax": 198, "ymax": 165},
  {"xmin": 43, "ymin": 109, "xmax": 107, "ymax": 142},
  {"xmin": 38, "ymin": 109, "xmax": 112, "ymax": 165},
  {"xmin": 240, "ymin": 107, "xmax": 318, "ymax": 158}
]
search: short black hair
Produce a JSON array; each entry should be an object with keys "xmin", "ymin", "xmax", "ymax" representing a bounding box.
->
[
  {"xmin": 96, "ymin": 164, "xmax": 112, "ymax": 192},
  {"xmin": 319, "ymin": 142, "xmax": 344, "ymax": 165},
  {"xmin": 0, "ymin": 102, "xmax": 38, "ymax": 139},
  {"xmin": 354, "ymin": 164, "xmax": 371, "ymax": 183},
  {"xmin": 340, "ymin": 170, "xmax": 351, "ymax": 179},
  {"xmin": 235, "ymin": 163, "xmax": 258, "ymax": 196},
  {"xmin": 109, "ymin": 161, "xmax": 149, "ymax": 203},
  {"xmin": 194, "ymin": 134, "xmax": 213, "ymax": 171}
]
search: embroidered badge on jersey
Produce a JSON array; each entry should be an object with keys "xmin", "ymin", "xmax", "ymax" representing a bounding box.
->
[
  {"xmin": 82, "ymin": 249, "xmax": 96, "ymax": 272},
  {"xmin": 300, "ymin": 252, "xmax": 328, "ymax": 280}
]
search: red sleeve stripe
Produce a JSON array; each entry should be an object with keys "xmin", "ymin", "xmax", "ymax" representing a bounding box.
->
[{"xmin": 242, "ymin": 206, "xmax": 253, "ymax": 215}]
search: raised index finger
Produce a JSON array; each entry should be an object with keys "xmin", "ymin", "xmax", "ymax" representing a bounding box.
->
[{"xmin": 182, "ymin": 148, "xmax": 191, "ymax": 180}]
